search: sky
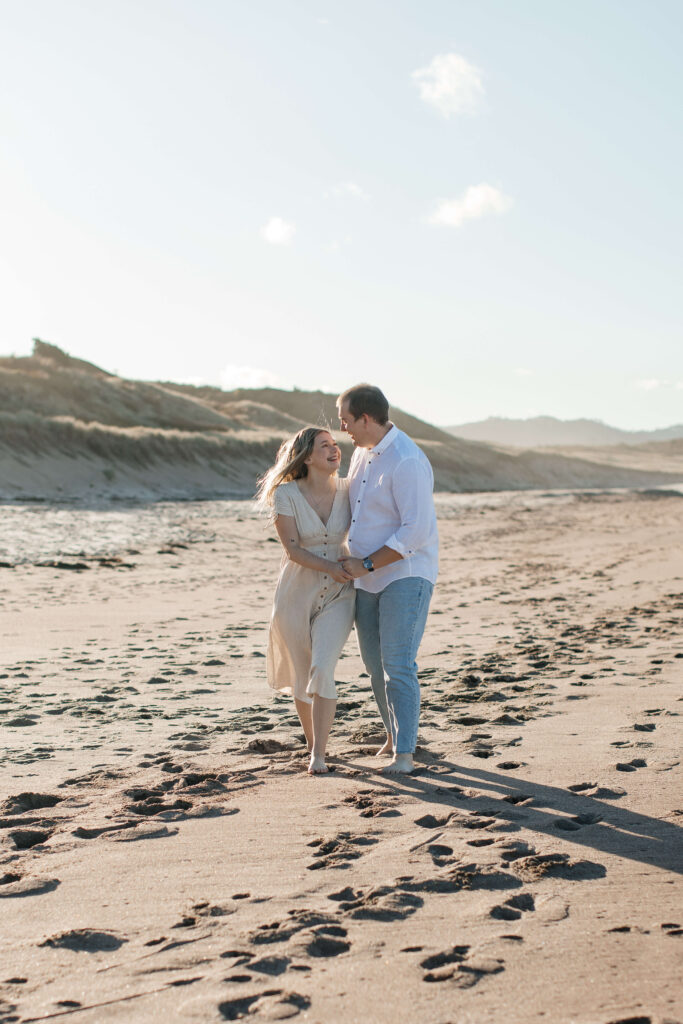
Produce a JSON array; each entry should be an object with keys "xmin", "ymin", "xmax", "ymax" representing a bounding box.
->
[{"xmin": 1, "ymin": 0, "xmax": 682, "ymax": 429}]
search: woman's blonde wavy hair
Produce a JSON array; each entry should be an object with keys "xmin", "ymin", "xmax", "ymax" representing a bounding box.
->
[{"xmin": 255, "ymin": 426, "xmax": 332, "ymax": 519}]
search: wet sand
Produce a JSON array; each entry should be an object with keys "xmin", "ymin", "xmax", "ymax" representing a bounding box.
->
[{"xmin": 1, "ymin": 490, "xmax": 682, "ymax": 1024}]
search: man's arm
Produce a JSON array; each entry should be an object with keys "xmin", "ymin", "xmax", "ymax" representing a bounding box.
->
[
  {"xmin": 340, "ymin": 457, "xmax": 435, "ymax": 579},
  {"xmin": 339, "ymin": 544, "xmax": 403, "ymax": 579}
]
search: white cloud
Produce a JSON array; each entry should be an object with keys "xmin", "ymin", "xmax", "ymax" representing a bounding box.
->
[
  {"xmin": 515, "ymin": 368, "xmax": 533, "ymax": 377},
  {"xmin": 261, "ymin": 217, "xmax": 295, "ymax": 245},
  {"xmin": 220, "ymin": 365, "xmax": 289, "ymax": 391},
  {"xmin": 675, "ymin": 381, "xmax": 683, "ymax": 390},
  {"xmin": 636, "ymin": 378, "xmax": 661, "ymax": 391},
  {"xmin": 412, "ymin": 53, "xmax": 484, "ymax": 117},
  {"xmin": 428, "ymin": 183, "xmax": 512, "ymax": 228},
  {"xmin": 326, "ymin": 181, "xmax": 369, "ymax": 201}
]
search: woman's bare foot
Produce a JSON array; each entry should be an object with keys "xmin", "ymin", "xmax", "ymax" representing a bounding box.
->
[
  {"xmin": 308, "ymin": 754, "xmax": 329, "ymax": 774},
  {"xmin": 382, "ymin": 753, "xmax": 414, "ymax": 774},
  {"xmin": 375, "ymin": 736, "xmax": 394, "ymax": 757}
]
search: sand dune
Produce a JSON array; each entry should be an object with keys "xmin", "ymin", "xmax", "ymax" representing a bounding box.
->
[{"xmin": 1, "ymin": 341, "xmax": 682, "ymax": 500}]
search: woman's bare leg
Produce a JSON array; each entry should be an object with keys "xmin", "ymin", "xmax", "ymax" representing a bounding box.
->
[
  {"xmin": 309, "ymin": 696, "xmax": 336, "ymax": 774},
  {"xmin": 376, "ymin": 733, "xmax": 393, "ymax": 756},
  {"xmin": 294, "ymin": 697, "xmax": 314, "ymax": 752}
]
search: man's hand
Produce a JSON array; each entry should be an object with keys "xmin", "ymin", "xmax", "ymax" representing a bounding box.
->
[
  {"xmin": 338, "ymin": 556, "xmax": 368, "ymax": 579},
  {"xmin": 328, "ymin": 562, "xmax": 354, "ymax": 583}
]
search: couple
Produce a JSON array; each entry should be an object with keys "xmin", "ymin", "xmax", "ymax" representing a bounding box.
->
[{"xmin": 257, "ymin": 384, "xmax": 438, "ymax": 775}]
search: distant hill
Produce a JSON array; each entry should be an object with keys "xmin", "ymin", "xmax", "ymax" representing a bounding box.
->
[
  {"xmin": 446, "ymin": 415, "xmax": 683, "ymax": 448},
  {"xmin": 0, "ymin": 341, "xmax": 682, "ymax": 501}
]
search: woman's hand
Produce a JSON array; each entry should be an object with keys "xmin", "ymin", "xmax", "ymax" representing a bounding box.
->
[{"xmin": 327, "ymin": 562, "xmax": 353, "ymax": 584}]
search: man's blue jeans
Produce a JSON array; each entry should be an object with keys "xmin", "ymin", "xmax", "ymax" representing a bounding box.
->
[{"xmin": 354, "ymin": 577, "xmax": 433, "ymax": 754}]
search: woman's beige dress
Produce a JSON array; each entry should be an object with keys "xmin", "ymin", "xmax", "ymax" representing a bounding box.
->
[{"xmin": 267, "ymin": 478, "xmax": 355, "ymax": 703}]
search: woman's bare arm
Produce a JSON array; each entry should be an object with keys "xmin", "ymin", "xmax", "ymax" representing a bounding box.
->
[{"xmin": 275, "ymin": 515, "xmax": 352, "ymax": 582}]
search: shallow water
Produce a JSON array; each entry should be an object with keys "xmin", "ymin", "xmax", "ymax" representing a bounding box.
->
[{"xmin": 1, "ymin": 487, "xmax": 679, "ymax": 564}]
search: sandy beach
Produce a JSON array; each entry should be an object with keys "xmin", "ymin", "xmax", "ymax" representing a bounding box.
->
[{"xmin": 1, "ymin": 489, "xmax": 682, "ymax": 1024}]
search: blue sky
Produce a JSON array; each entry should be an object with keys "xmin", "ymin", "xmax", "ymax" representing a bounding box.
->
[{"xmin": 1, "ymin": 0, "xmax": 681, "ymax": 428}]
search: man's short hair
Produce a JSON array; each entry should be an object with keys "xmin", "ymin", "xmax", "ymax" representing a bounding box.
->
[{"xmin": 337, "ymin": 384, "xmax": 389, "ymax": 425}]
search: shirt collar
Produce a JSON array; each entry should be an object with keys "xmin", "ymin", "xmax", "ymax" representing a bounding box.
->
[{"xmin": 369, "ymin": 423, "xmax": 399, "ymax": 457}]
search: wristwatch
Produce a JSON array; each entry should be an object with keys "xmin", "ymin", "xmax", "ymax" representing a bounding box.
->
[{"xmin": 362, "ymin": 556, "xmax": 375, "ymax": 572}]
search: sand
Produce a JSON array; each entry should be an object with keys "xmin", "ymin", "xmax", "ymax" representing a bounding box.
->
[{"xmin": 1, "ymin": 489, "xmax": 682, "ymax": 1024}]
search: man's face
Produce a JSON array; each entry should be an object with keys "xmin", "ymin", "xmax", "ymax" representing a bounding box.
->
[{"xmin": 337, "ymin": 400, "xmax": 372, "ymax": 448}]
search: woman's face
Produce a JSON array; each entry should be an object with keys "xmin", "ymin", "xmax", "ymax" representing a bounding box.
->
[{"xmin": 305, "ymin": 431, "xmax": 341, "ymax": 474}]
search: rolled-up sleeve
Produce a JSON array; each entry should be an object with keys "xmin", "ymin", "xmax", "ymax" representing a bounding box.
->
[{"xmin": 384, "ymin": 457, "xmax": 435, "ymax": 558}]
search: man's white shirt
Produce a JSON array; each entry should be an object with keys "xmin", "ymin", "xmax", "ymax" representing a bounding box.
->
[{"xmin": 346, "ymin": 425, "xmax": 439, "ymax": 594}]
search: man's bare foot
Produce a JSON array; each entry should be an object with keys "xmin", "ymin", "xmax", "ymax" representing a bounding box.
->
[
  {"xmin": 308, "ymin": 754, "xmax": 329, "ymax": 774},
  {"xmin": 382, "ymin": 753, "xmax": 414, "ymax": 774},
  {"xmin": 375, "ymin": 736, "xmax": 393, "ymax": 757}
]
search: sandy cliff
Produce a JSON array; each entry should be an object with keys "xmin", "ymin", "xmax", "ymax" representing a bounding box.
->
[{"xmin": 1, "ymin": 341, "xmax": 682, "ymax": 500}]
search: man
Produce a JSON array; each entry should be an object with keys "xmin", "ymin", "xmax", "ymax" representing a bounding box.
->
[{"xmin": 337, "ymin": 384, "xmax": 438, "ymax": 774}]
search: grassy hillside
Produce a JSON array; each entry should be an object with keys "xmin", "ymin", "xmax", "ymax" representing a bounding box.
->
[{"xmin": 1, "ymin": 341, "xmax": 681, "ymax": 501}]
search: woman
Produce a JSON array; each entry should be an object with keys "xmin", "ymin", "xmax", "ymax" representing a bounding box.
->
[{"xmin": 256, "ymin": 426, "xmax": 355, "ymax": 774}]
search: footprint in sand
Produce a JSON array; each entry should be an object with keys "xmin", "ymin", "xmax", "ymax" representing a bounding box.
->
[
  {"xmin": 218, "ymin": 991, "xmax": 310, "ymax": 1021},
  {"xmin": 502, "ymin": 792, "xmax": 534, "ymax": 806},
  {"xmin": 490, "ymin": 893, "xmax": 535, "ymax": 920},
  {"xmin": 512, "ymin": 851, "xmax": 606, "ymax": 882},
  {"xmin": 342, "ymin": 790, "xmax": 401, "ymax": 818},
  {"xmin": 426, "ymin": 843, "xmax": 454, "ymax": 866},
  {"xmin": 242, "ymin": 954, "xmax": 290, "ymax": 977},
  {"xmin": 420, "ymin": 945, "xmax": 505, "ymax": 987},
  {"xmin": 291, "ymin": 925, "xmax": 350, "ymax": 959},
  {"xmin": 568, "ymin": 782, "xmax": 627, "ymax": 800},
  {"xmin": 334, "ymin": 885, "xmax": 423, "ymax": 921},
  {"xmin": 39, "ymin": 929, "xmax": 127, "ymax": 952},
  {"xmin": 9, "ymin": 827, "xmax": 53, "ymax": 849},
  {"xmin": 604, "ymin": 1017, "xmax": 656, "ymax": 1024},
  {"xmin": 247, "ymin": 910, "xmax": 339, "ymax": 949},
  {"xmin": 119, "ymin": 775, "xmax": 236, "ymax": 822},
  {"xmin": 400, "ymin": 862, "xmax": 519, "ymax": 895},
  {"xmin": 170, "ymin": 902, "xmax": 236, "ymax": 929},
  {"xmin": 306, "ymin": 832, "xmax": 379, "ymax": 870},
  {"xmin": 0, "ymin": 873, "xmax": 60, "ymax": 898},
  {"xmin": 413, "ymin": 812, "xmax": 454, "ymax": 829},
  {"xmin": 2, "ymin": 792, "xmax": 62, "ymax": 815},
  {"xmin": 615, "ymin": 758, "xmax": 647, "ymax": 772}
]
